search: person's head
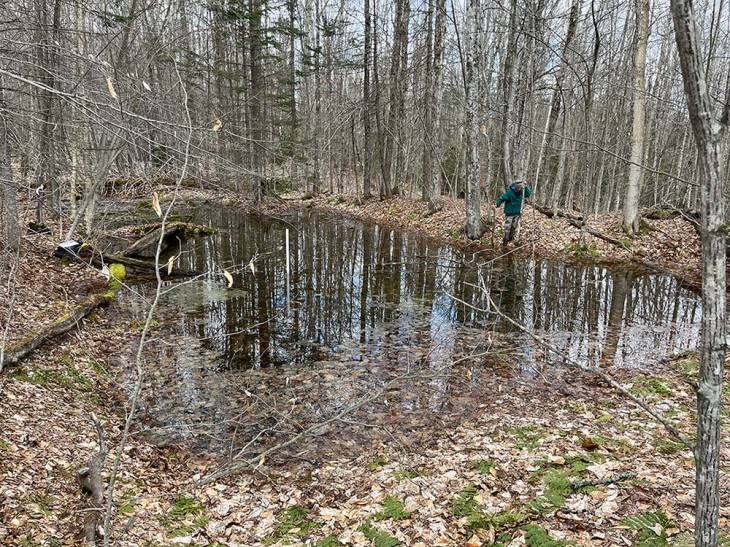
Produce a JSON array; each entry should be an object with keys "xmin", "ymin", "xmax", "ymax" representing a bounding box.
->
[{"xmin": 514, "ymin": 180, "xmax": 525, "ymax": 191}]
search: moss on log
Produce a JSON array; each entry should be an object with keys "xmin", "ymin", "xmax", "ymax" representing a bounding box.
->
[{"xmin": 1, "ymin": 293, "xmax": 114, "ymax": 370}]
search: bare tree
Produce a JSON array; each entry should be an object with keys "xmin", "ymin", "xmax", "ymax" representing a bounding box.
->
[
  {"xmin": 0, "ymin": 85, "xmax": 20, "ymax": 253},
  {"xmin": 622, "ymin": 0, "xmax": 650, "ymax": 236},
  {"xmin": 670, "ymin": 0, "xmax": 729, "ymax": 545},
  {"xmin": 464, "ymin": 0, "xmax": 482, "ymax": 239},
  {"xmin": 390, "ymin": 0, "xmax": 410, "ymax": 195},
  {"xmin": 422, "ymin": 0, "xmax": 446, "ymax": 212},
  {"xmin": 363, "ymin": 0, "xmax": 373, "ymax": 199}
]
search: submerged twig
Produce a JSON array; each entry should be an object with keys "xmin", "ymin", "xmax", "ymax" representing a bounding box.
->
[
  {"xmin": 198, "ymin": 368, "xmax": 449, "ymax": 485},
  {"xmin": 446, "ymin": 291, "xmax": 695, "ymax": 452}
]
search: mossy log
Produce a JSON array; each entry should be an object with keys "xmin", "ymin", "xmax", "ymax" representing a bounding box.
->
[
  {"xmin": 1, "ymin": 293, "xmax": 113, "ymax": 369},
  {"xmin": 123, "ymin": 221, "xmax": 216, "ymax": 258},
  {"xmin": 98, "ymin": 253, "xmax": 202, "ymax": 277},
  {"xmin": 123, "ymin": 222, "xmax": 181, "ymax": 257}
]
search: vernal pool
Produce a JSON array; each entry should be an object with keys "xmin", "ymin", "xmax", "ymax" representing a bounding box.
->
[{"xmin": 114, "ymin": 207, "xmax": 700, "ymax": 456}]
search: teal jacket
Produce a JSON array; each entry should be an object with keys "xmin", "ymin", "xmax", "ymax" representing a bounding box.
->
[{"xmin": 496, "ymin": 184, "xmax": 531, "ymax": 216}]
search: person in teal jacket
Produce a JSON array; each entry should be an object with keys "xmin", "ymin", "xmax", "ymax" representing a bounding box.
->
[{"xmin": 495, "ymin": 180, "xmax": 532, "ymax": 247}]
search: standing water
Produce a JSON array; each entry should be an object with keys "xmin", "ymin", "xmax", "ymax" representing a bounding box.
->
[{"xmin": 115, "ymin": 208, "xmax": 700, "ymax": 455}]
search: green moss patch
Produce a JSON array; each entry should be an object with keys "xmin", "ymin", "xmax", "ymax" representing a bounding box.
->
[
  {"xmin": 263, "ymin": 505, "xmax": 320, "ymax": 545},
  {"xmin": 161, "ymin": 495, "xmax": 208, "ymax": 537}
]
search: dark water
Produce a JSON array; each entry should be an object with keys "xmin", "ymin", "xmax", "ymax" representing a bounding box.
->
[{"xmin": 115, "ymin": 208, "xmax": 700, "ymax": 454}]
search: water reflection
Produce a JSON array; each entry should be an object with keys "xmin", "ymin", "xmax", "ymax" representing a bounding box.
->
[
  {"xmin": 121, "ymin": 208, "xmax": 700, "ymax": 370},
  {"xmin": 116, "ymin": 208, "xmax": 701, "ymax": 450}
]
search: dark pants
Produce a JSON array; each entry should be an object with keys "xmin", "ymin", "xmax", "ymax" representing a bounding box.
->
[{"xmin": 502, "ymin": 214, "xmax": 521, "ymax": 246}]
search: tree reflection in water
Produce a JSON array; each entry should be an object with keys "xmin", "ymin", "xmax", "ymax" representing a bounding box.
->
[{"xmin": 116, "ymin": 208, "xmax": 701, "ymax": 453}]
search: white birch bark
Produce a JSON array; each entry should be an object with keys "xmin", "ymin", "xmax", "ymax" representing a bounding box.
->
[
  {"xmin": 464, "ymin": 0, "xmax": 482, "ymax": 239},
  {"xmin": 622, "ymin": 0, "xmax": 650, "ymax": 236}
]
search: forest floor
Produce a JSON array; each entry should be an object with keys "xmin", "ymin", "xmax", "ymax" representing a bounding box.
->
[{"xmin": 0, "ymin": 185, "xmax": 727, "ymax": 547}]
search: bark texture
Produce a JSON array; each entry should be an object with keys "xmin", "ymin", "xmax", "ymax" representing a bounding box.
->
[{"xmin": 670, "ymin": 0, "xmax": 727, "ymax": 544}]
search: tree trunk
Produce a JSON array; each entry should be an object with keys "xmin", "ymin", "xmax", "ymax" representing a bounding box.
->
[
  {"xmin": 0, "ymin": 85, "xmax": 20, "ymax": 253},
  {"xmin": 500, "ymin": 0, "xmax": 519, "ymax": 184},
  {"xmin": 533, "ymin": 0, "xmax": 580, "ymax": 201},
  {"xmin": 35, "ymin": 0, "xmax": 62, "ymax": 216},
  {"xmin": 422, "ymin": 0, "xmax": 446, "ymax": 212},
  {"xmin": 622, "ymin": 0, "xmax": 650, "ymax": 236},
  {"xmin": 464, "ymin": 0, "xmax": 482, "ymax": 239},
  {"xmin": 670, "ymin": 0, "xmax": 728, "ymax": 545},
  {"xmin": 363, "ymin": 0, "xmax": 372, "ymax": 199},
  {"xmin": 249, "ymin": 0, "xmax": 264, "ymax": 200}
]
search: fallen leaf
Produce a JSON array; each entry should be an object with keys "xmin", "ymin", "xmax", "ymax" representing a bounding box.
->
[
  {"xmin": 152, "ymin": 192, "xmax": 162, "ymax": 217},
  {"xmin": 106, "ymin": 76, "xmax": 118, "ymax": 99}
]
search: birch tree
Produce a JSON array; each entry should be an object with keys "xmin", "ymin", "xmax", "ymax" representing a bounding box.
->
[
  {"xmin": 464, "ymin": 0, "xmax": 482, "ymax": 239},
  {"xmin": 670, "ymin": 0, "xmax": 729, "ymax": 544},
  {"xmin": 622, "ymin": 0, "xmax": 650, "ymax": 236}
]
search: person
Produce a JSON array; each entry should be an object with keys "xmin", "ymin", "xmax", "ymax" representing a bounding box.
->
[{"xmin": 495, "ymin": 180, "xmax": 532, "ymax": 247}]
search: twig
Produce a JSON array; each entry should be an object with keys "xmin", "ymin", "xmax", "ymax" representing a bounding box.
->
[
  {"xmin": 570, "ymin": 470, "xmax": 636, "ymax": 490},
  {"xmin": 446, "ymin": 291, "xmax": 695, "ymax": 451},
  {"xmin": 199, "ymin": 369, "xmax": 448, "ymax": 485},
  {"xmin": 77, "ymin": 413, "xmax": 108, "ymax": 544},
  {"xmin": 102, "ymin": 61, "xmax": 194, "ymax": 546}
]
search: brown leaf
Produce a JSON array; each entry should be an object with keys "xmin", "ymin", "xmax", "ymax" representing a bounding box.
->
[{"xmin": 152, "ymin": 192, "xmax": 162, "ymax": 217}]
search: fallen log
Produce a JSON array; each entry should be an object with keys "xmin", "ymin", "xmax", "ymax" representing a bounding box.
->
[
  {"xmin": 533, "ymin": 205, "xmax": 627, "ymax": 247},
  {"xmin": 0, "ymin": 293, "xmax": 113, "ymax": 369},
  {"xmin": 1, "ymin": 265, "xmax": 128, "ymax": 370},
  {"xmin": 121, "ymin": 221, "xmax": 216, "ymax": 258},
  {"xmin": 566, "ymin": 218, "xmax": 627, "ymax": 247},
  {"xmin": 123, "ymin": 223, "xmax": 182, "ymax": 257},
  {"xmin": 532, "ymin": 203, "xmax": 584, "ymax": 222},
  {"xmin": 99, "ymin": 253, "xmax": 202, "ymax": 277}
]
